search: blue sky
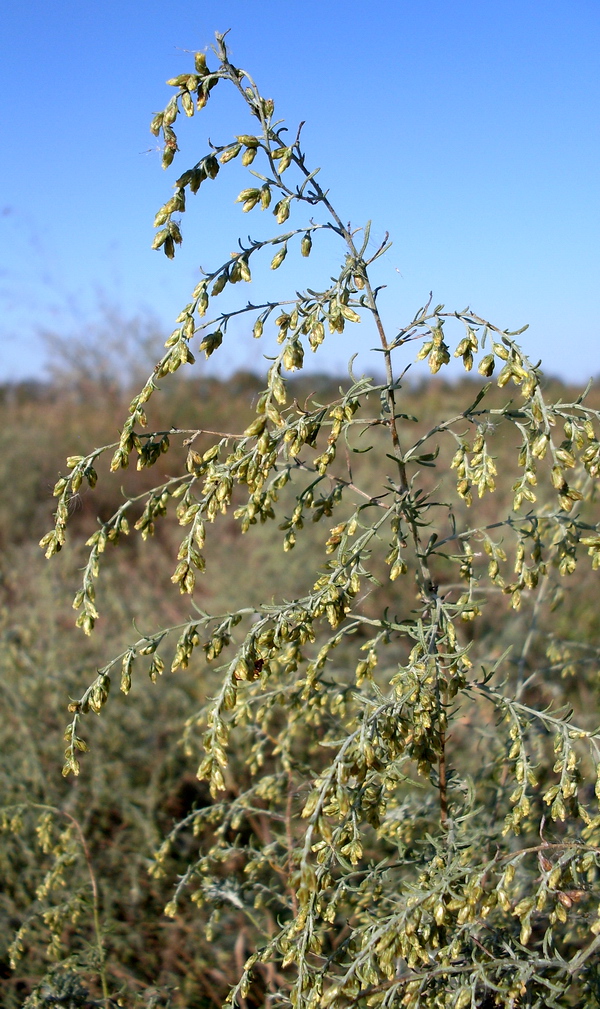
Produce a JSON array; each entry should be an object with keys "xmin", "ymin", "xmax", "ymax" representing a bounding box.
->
[{"xmin": 1, "ymin": 0, "xmax": 598, "ymax": 383}]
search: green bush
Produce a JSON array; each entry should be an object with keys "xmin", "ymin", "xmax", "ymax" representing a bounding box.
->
[{"xmin": 5, "ymin": 31, "xmax": 600, "ymax": 1009}]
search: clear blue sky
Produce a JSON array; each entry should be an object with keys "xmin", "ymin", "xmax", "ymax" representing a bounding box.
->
[{"xmin": 1, "ymin": 0, "xmax": 598, "ymax": 382}]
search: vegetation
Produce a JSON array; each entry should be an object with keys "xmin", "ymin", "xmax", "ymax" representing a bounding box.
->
[{"xmin": 3, "ymin": 31, "xmax": 600, "ymax": 1009}]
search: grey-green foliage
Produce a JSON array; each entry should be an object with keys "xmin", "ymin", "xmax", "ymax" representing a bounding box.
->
[{"xmin": 36, "ymin": 31, "xmax": 600, "ymax": 1009}]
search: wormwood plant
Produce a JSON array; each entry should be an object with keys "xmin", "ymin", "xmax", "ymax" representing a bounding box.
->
[{"xmin": 35, "ymin": 32, "xmax": 600, "ymax": 1008}]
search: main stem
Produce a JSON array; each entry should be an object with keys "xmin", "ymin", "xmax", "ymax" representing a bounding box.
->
[
  {"xmin": 33, "ymin": 806, "xmax": 110, "ymax": 1008},
  {"xmin": 315, "ymin": 172, "xmax": 449, "ymax": 832},
  {"xmin": 217, "ymin": 44, "xmax": 449, "ymax": 830},
  {"xmin": 67, "ymin": 814, "xmax": 110, "ymax": 1009}
]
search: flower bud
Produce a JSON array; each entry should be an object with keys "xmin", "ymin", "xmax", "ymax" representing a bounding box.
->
[
  {"xmin": 478, "ymin": 354, "xmax": 495, "ymax": 377},
  {"xmin": 150, "ymin": 112, "xmax": 164, "ymax": 136},
  {"xmin": 189, "ymin": 167, "xmax": 206, "ymax": 193},
  {"xmin": 194, "ymin": 52, "xmax": 208, "ymax": 74},
  {"xmin": 181, "ymin": 91, "xmax": 194, "ymax": 117},
  {"xmin": 282, "ymin": 339, "xmax": 304, "ymax": 372},
  {"xmin": 220, "ymin": 143, "xmax": 241, "ymax": 163},
  {"xmin": 309, "ymin": 321, "xmax": 325, "ymax": 351},
  {"xmin": 236, "ymin": 187, "xmax": 260, "ymax": 204},
  {"xmin": 163, "ymin": 97, "xmax": 178, "ymax": 126},
  {"xmin": 166, "ymin": 74, "xmax": 191, "ymax": 88},
  {"xmin": 162, "ymin": 143, "xmax": 176, "ymax": 170},
  {"xmin": 152, "ymin": 227, "xmax": 168, "ymax": 251},
  {"xmin": 204, "ymin": 155, "xmax": 219, "ymax": 179},
  {"xmin": 275, "ymin": 198, "xmax": 291, "ymax": 224},
  {"xmin": 270, "ymin": 244, "xmax": 287, "ymax": 270},
  {"xmin": 277, "ymin": 148, "xmax": 293, "ymax": 174},
  {"xmin": 199, "ymin": 331, "xmax": 223, "ymax": 358},
  {"xmin": 211, "ymin": 272, "xmax": 228, "ymax": 296},
  {"xmin": 340, "ymin": 304, "xmax": 361, "ymax": 323}
]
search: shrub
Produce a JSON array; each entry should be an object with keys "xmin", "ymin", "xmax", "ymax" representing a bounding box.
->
[{"xmin": 10, "ymin": 31, "xmax": 600, "ymax": 1009}]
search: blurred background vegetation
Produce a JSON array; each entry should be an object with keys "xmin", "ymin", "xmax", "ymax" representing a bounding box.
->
[{"xmin": 1, "ymin": 318, "xmax": 599, "ymax": 1007}]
